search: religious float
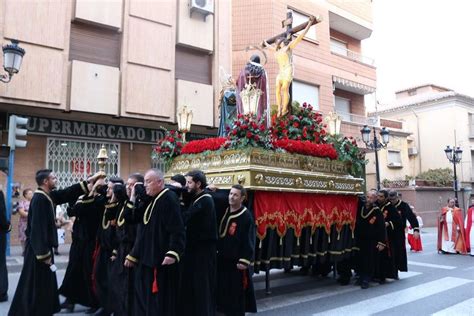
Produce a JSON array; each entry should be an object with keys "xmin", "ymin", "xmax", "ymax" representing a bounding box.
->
[
  {"xmin": 158, "ymin": 105, "xmax": 365, "ymax": 270},
  {"xmin": 156, "ymin": 13, "xmax": 367, "ymax": 292}
]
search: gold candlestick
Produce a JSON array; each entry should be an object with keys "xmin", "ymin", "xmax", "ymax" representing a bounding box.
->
[{"xmin": 97, "ymin": 145, "xmax": 108, "ymax": 173}]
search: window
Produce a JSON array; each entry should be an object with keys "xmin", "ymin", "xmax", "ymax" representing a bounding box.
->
[
  {"xmin": 334, "ymin": 96, "xmax": 351, "ymax": 122},
  {"xmin": 469, "ymin": 113, "xmax": 474, "ymax": 137},
  {"xmin": 291, "ymin": 10, "xmax": 317, "ymax": 41},
  {"xmin": 330, "ymin": 38, "xmax": 348, "ymax": 56},
  {"xmin": 292, "ymin": 80, "xmax": 319, "ymax": 109},
  {"xmin": 69, "ymin": 22, "xmax": 121, "ymax": 68},
  {"xmin": 387, "ymin": 150, "xmax": 402, "ymax": 167}
]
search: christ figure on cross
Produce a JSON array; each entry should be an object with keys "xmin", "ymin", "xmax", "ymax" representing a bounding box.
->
[{"xmin": 263, "ymin": 14, "xmax": 317, "ymax": 118}]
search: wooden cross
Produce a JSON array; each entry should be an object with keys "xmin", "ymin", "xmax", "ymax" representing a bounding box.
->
[{"xmin": 262, "ymin": 10, "xmax": 321, "ymax": 46}]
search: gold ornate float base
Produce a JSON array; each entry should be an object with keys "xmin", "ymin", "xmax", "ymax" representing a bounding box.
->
[{"xmin": 166, "ymin": 148, "xmax": 364, "ymax": 195}]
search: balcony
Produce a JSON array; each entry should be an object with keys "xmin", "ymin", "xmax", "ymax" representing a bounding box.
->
[
  {"xmin": 336, "ymin": 110, "xmax": 378, "ymax": 126},
  {"xmin": 328, "ymin": 7, "xmax": 372, "ymax": 40},
  {"xmin": 330, "ymin": 44, "xmax": 374, "ymax": 66}
]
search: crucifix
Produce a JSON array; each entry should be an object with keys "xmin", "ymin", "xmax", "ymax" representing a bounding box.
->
[{"xmin": 261, "ymin": 10, "xmax": 321, "ymax": 118}]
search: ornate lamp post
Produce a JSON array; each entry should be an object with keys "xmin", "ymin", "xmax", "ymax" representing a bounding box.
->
[
  {"xmin": 97, "ymin": 145, "xmax": 108, "ymax": 173},
  {"xmin": 325, "ymin": 112, "xmax": 342, "ymax": 136},
  {"xmin": 360, "ymin": 125, "xmax": 390, "ymax": 190},
  {"xmin": 1, "ymin": 40, "xmax": 25, "ymax": 83},
  {"xmin": 444, "ymin": 145, "xmax": 462, "ymax": 201},
  {"xmin": 177, "ymin": 105, "xmax": 193, "ymax": 142}
]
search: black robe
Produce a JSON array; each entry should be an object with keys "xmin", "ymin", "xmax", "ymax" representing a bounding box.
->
[
  {"xmin": 393, "ymin": 199, "xmax": 418, "ymax": 270},
  {"xmin": 354, "ymin": 204, "xmax": 386, "ymax": 282},
  {"xmin": 109, "ymin": 200, "xmax": 137, "ymax": 316},
  {"xmin": 58, "ymin": 194, "xmax": 105, "ymax": 308},
  {"xmin": 128, "ymin": 188, "xmax": 185, "ymax": 316},
  {"xmin": 93, "ymin": 200, "xmax": 118, "ymax": 313},
  {"xmin": 393, "ymin": 199, "xmax": 420, "ymax": 232},
  {"xmin": 380, "ymin": 201, "xmax": 405, "ymax": 275},
  {"xmin": 9, "ymin": 182, "xmax": 88, "ymax": 316},
  {"xmin": 0, "ymin": 191, "xmax": 10, "ymax": 300},
  {"xmin": 216, "ymin": 206, "xmax": 257, "ymax": 315},
  {"xmin": 179, "ymin": 191, "xmax": 217, "ymax": 316}
]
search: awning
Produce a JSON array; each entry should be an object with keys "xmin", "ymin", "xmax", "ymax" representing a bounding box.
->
[{"xmin": 333, "ymin": 76, "xmax": 376, "ymax": 95}]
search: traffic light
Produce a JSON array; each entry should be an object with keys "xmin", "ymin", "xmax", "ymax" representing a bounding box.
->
[
  {"xmin": 0, "ymin": 145, "xmax": 9, "ymax": 172},
  {"xmin": 8, "ymin": 115, "xmax": 28, "ymax": 150}
]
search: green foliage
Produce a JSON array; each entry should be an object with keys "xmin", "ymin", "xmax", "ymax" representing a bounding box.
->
[
  {"xmin": 326, "ymin": 134, "xmax": 367, "ymax": 177},
  {"xmin": 416, "ymin": 168, "xmax": 453, "ymax": 186}
]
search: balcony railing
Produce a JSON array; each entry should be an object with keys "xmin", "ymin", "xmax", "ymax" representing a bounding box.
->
[
  {"xmin": 336, "ymin": 111, "xmax": 378, "ymax": 126},
  {"xmin": 330, "ymin": 45, "xmax": 375, "ymax": 66}
]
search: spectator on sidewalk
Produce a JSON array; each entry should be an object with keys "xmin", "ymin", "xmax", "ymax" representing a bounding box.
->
[{"xmin": 16, "ymin": 189, "xmax": 33, "ymax": 256}]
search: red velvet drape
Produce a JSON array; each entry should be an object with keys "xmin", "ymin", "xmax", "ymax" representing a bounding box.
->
[{"xmin": 253, "ymin": 191, "xmax": 358, "ymax": 239}]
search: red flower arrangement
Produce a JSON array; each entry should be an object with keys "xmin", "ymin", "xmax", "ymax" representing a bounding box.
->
[
  {"xmin": 273, "ymin": 139, "xmax": 338, "ymax": 160},
  {"xmin": 181, "ymin": 137, "xmax": 228, "ymax": 154},
  {"xmin": 272, "ymin": 102, "xmax": 327, "ymax": 143},
  {"xmin": 227, "ymin": 113, "xmax": 273, "ymax": 150},
  {"xmin": 154, "ymin": 130, "xmax": 184, "ymax": 163}
]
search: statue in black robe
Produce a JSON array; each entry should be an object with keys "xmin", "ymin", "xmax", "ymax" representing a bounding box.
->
[{"xmin": 9, "ymin": 173, "xmax": 89, "ymax": 316}]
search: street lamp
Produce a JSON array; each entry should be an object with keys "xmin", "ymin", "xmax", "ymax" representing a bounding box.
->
[
  {"xmin": 1, "ymin": 40, "xmax": 25, "ymax": 83},
  {"xmin": 177, "ymin": 105, "xmax": 193, "ymax": 142},
  {"xmin": 444, "ymin": 145, "xmax": 462, "ymax": 201},
  {"xmin": 360, "ymin": 125, "xmax": 390, "ymax": 190}
]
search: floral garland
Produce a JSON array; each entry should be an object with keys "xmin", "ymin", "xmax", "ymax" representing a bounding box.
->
[
  {"xmin": 273, "ymin": 139, "xmax": 338, "ymax": 159},
  {"xmin": 181, "ymin": 137, "xmax": 228, "ymax": 154}
]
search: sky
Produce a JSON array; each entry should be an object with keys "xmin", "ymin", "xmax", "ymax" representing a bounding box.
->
[{"xmin": 362, "ymin": 0, "xmax": 474, "ymax": 108}]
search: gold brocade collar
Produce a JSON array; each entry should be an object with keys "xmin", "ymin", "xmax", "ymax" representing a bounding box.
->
[
  {"xmin": 193, "ymin": 193, "xmax": 212, "ymax": 205},
  {"xmin": 361, "ymin": 206, "xmax": 379, "ymax": 219},
  {"xmin": 143, "ymin": 188, "xmax": 169, "ymax": 225},
  {"xmin": 34, "ymin": 189, "xmax": 56, "ymax": 219},
  {"xmin": 34, "ymin": 189, "xmax": 54, "ymax": 210},
  {"xmin": 380, "ymin": 201, "xmax": 391, "ymax": 211},
  {"xmin": 218, "ymin": 206, "xmax": 247, "ymax": 238},
  {"xmin": 117, "ymin": 205, "xmax": 126, "ymax": 227}
]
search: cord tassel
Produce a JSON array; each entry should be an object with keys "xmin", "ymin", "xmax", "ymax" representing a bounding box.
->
[{"xmin": 152, "ymin": 268, "xmax": 159, "ymax": 293}]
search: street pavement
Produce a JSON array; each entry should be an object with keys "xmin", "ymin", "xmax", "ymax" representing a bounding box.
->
[{"xmin": 1, "ymin": 227, "xmax": 473, "ymax": 315}]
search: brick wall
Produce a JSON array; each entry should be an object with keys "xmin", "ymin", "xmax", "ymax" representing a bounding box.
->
[{"xmin": 232, "ymin": 0, "xmax": 375, "ymax": 119}]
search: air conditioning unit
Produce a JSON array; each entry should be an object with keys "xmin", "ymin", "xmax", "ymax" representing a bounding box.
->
[
  {"xmin": 408, "ymin": 147, "xmax": 418, "ymax": 156},
  {"xmin": 190, "ymin": 0, "xmax": 214, "ymax": 20}
]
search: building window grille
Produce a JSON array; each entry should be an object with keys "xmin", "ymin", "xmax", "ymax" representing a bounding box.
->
[{"xmin": 46, "ymin": 138, "xmax": 120, "ymax": 189}]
